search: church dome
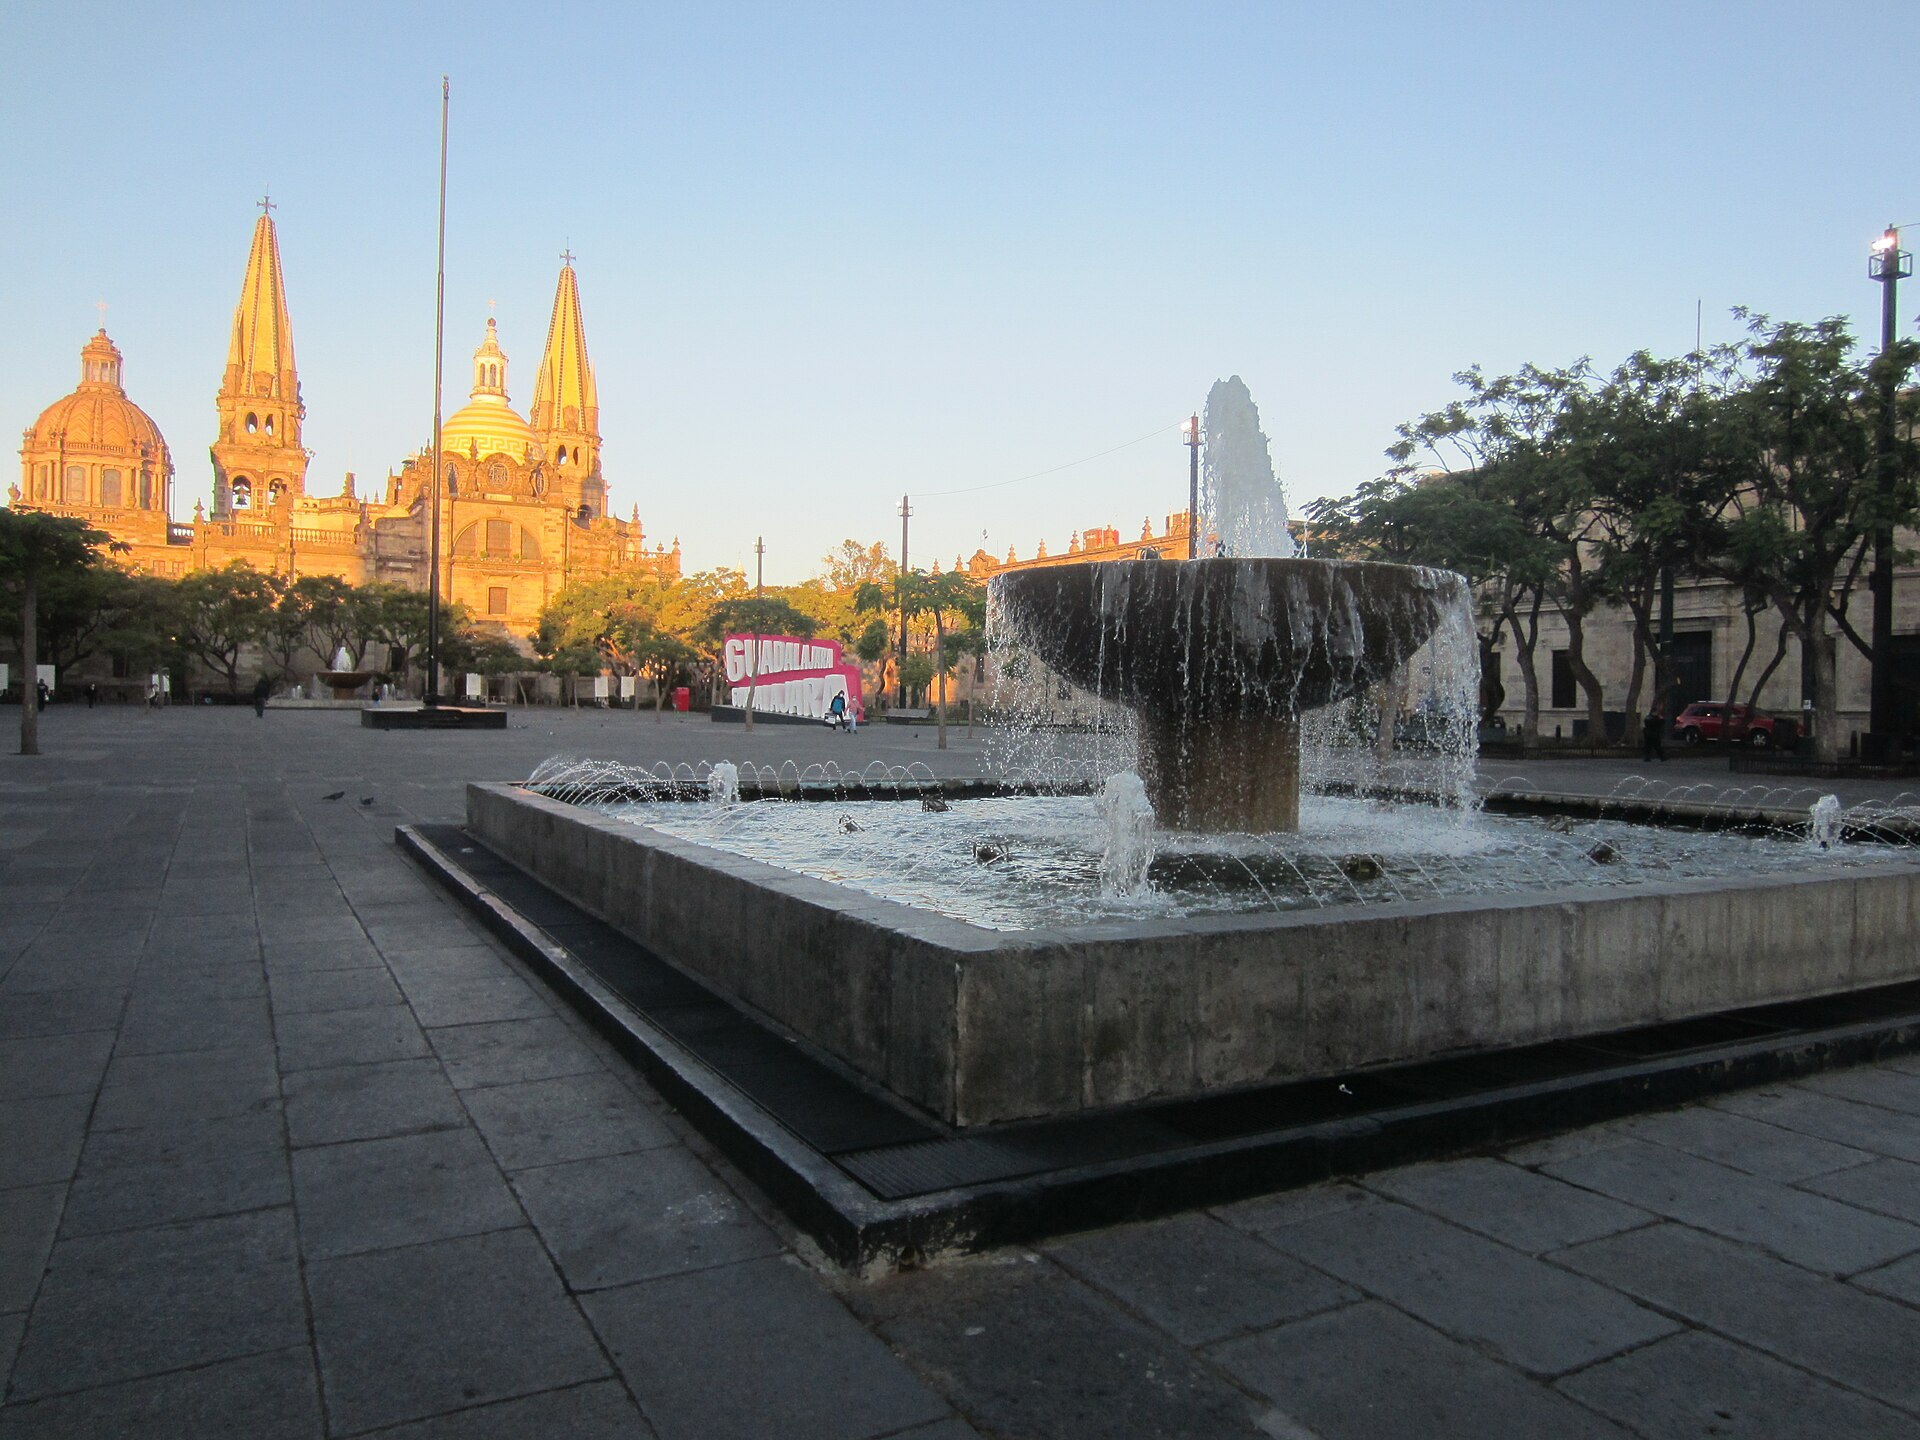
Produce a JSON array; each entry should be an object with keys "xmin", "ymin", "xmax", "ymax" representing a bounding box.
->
[
  {"xmin": 438, "ymin": 316, "xmax": 536, "ymax": 462},
  {"xmin": 23, "ymin": 331, "xmax": 170, "ymax": 459}
]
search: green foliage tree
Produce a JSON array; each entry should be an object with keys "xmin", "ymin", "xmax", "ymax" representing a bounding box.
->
[
  {"xmin": 819, "ymin": 538, "xmax": 894, "ymax": 592},
  {"xmin": 1680, "ymin": 313, "xmax": 1920, "ymax": 759},
  {"xmin": 0, "ymin": 509, "xmax": 115, "ymax": 754},
  {"xmin": 856, "ymin": 571, "xmax": 983, "ymax": 748},
  {"xmin": 174, "ymin": 562, "xmax": 279, "ymax": 697}
]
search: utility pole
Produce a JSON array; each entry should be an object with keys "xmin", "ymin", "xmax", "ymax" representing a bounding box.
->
[
  {"xmin": 1182, "ymin": 413, "xmax": 1201, "ymax": 558},
  {"xmin": 745, "ymin": 535, "xmax": 763, "ymax": 733},
  {"xmin": 1868, "ymin": 224, "xmax": 1912, "ymax": 759},
  {"xmin": 897, "ymin": 494, "xmax": 912, "ymax": 707}
]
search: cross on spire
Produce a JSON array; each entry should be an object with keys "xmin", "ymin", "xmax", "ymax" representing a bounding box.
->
[
  {"xmin": 487, "ymin": 298, "xmax": 496, "ymax": 317},
  {"xmin": 560, "ymin": 248, "xmax": 574, "ymax": 266},
  {"xmin": 95, "ymin": 300, "xmax": 108, "ymax": 329},
  {"xmin": 258, "ymin": 194, "xmax": 275, "ymax": 215}
]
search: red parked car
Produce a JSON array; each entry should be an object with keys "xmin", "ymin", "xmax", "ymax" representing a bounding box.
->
[{"xmin": 1672, "ymin": 701, "xmax": 1796, "ymax": 749}]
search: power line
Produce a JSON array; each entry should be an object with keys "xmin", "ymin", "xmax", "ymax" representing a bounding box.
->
[{"xmin": 915, "ymin": 419, "xmax": 1186, "ymax": 499}]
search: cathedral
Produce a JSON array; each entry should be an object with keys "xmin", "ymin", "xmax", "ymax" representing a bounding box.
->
[{"xmin": 13, "ymin": 207, "xmax": 680, "ymax": 642}]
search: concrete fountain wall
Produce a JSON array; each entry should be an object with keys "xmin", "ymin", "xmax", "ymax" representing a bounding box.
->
[{"xmin": 469, "ymin": 780, "xmax": 1920, "ymax": 1127}]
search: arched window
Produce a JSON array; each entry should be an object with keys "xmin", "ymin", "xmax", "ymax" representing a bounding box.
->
[
  {"xmin": 245, "ymin": 413, "xmax": 258, "ymax": 434},
  {"xmin": 35, "ymin": 464, "xmax": 50, "ymax": 499},
  {"xmin": 64, "ymin": 465, "xmax": 86, "ymax": 502},
  {"xmin": 444, "ymin": 464, "xmax": 459, "ymax": 496},
  {"xmin": 232, "ymin": 477, "xmax": 253, "ymax": 509},
  {"xmin": 100, "ymin": 469, "xmax": 122, "ymax": 507},
  {"xmin": 556, "ymin": 446, "xmax": 568, "ymax": 464},
  {"xmin": 264, "ymin": 414, "xmax": 275, "ymax": 436},
  {"xmin": 139, "ymin": 473, "xmax": 153, "ymax": 508},
  {"xmin": 267, "ymin": 479, "xmax": 286, "ymax": 505}
]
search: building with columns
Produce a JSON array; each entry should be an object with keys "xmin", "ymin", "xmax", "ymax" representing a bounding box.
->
[{"xmin": 12, "ymin": 206, "xmax": 679, "ymax": 643}]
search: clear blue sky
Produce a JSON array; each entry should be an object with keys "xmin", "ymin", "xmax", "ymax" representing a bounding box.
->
[{"xmin": 3, "ymin": 2, "xmax": 1912, "ymax": 583}]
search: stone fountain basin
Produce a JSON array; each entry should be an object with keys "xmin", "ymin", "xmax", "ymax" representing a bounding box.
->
[
  {"xmin": 467, "ymin": 780, "xmax": 1920, "ymax": 1127},
  {"xmin": 317, "ymin": 669, "xmax": 375, "ymax": 700},
  {"xmin": 989, "ymin": 557, "xmax": 1466, "ymax": 717}
]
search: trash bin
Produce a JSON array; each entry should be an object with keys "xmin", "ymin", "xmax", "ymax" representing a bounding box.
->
[{"xmin": 672, "ymin": 687, "xmax": 691, "ymax": 712}]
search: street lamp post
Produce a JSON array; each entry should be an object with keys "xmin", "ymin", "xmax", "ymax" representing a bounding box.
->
[
  {"xmin": 745, "ymin": 536, "xmax": 763, "ymax": 733},
  {"xmin": 425, "ymin": 77, "xmax": 450, "ymax": 709},
  {"xmin": 897, "ymin": 494, "xmax": 912, "ymax": 707},
  {"xmin": 1182, "ymin": 413, "xmax": 1201, "ymax": 558},
  {"xmin": 1868, "ymin": 224, "xmax": 1913, "ymax": 758}
]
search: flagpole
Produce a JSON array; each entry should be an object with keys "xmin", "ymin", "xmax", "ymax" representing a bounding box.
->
[{"xmin": 426, "ymin": 75, "xmax": 449, "ymax": 708}]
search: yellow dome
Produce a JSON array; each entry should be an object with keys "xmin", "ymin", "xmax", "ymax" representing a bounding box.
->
[
  {"xmin": 25, "ymin": 331, "xmax": 170, "ymax": 460},
  {"xmin": 440, "ymin": 395, "xmax": 535, "ymax": 460},
  {"xmin": 439, "ymin": 315, "xmax": 535, "ymax": 460}
]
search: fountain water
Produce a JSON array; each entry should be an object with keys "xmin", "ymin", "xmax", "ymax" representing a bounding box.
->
[
  {"xmin": 992, "ymin": 378, "xmax": 1474, "ymax": 832},
  {"xmin": 1199, "ymin": 374, "xmax": 1295, "ymax": 560}
]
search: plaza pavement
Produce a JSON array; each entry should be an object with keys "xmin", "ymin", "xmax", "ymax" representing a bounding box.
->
[{"xmin": 5, "ymin": 704, "xmax": 1920, "ymax": 1437}]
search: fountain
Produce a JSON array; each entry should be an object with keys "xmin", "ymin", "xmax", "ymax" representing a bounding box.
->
[
  {"xmin": 428, "ymin": 377, "xmax": 1920, "ymax": 1137},
  {"xmin": 316, "ymin": 646, "xmax": 376, "ymax": 701},
  {"xmin": 991, "ymin": 557, "xmax": 1465, "ymax": 831},
  {"xmin": 991, "ymin": 374, "xmax": 1469, "ymax": 832}
]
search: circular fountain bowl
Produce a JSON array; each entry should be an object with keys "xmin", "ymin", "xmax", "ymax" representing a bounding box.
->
[
  {"xmin": 317, "ymin": 670, "xmax": 375, "ymax": 701},
  {"xmin": 990, "ymin": 557, "xmax": 1466, "ymax": 718},
  {"xmin": 990, "ymin": 558, "xmax": 1470, "ymax": 832}
]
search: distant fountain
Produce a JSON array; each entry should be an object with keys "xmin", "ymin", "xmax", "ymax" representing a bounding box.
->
[
  {"xmin": 991, "ymin": 378, "xmax": 1473, "ymax": 833},
  {"xmin": 316, "ymin": 646, "xmax": 376, "ymax": 701}
]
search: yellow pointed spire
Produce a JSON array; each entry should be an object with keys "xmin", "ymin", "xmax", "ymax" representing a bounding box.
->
[
  {"xmin": 531, "ymin": 254, "xmax": 598, "ymax": 440},
  {"xmin": 225, "ymin": 205, "xmax": 298, "ymax": 403},
  {"xmin": 531, "ymin": 252, "xmax": 605, "ymax": 516},
  {"xmin": 211, "ymin": 202, "xmax": 308, "ymax": 515}
]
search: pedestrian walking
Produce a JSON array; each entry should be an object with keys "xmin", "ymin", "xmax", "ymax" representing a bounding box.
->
[
  {"xmin": 252, "ymin": 674, "xmax": 271, "ymax": 719},
  {"xmin": 85, "ymin": 682, "xmax": 98, "ymax": 709},
  {"xmin": 35, "ymin": 679, "xmax": 49, "ymax": 712},
  {"xmin": 1641, "ymin": 706, "xmax": 1667, "ymax": 763}
]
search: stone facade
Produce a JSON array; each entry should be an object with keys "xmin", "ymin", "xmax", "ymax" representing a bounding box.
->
[{"xmin": 12, "ymin": 209, "xmax": 679, "ymax": 646}]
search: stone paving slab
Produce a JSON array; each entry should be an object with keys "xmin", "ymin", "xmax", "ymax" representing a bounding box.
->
[
  {"xmin": 306, "ymin": 1228, "xmax": 610, "ymax": 1434},
  {"xmin": 1544, "ymin": 1137, "xmax": 1920, "ymax": 1274},
  {"xmin": 1554, "ymin": 1329, "xmax": 1920, "ymax": 1439},
  {"xmin": 586, "ymin": 1254, "xmax": 953, "ymax": 1440},
  {"xmin": 1258, "ymin": 1196, "xmax": 1678, "ymax": 1376},
  {"xmin": 8, "ymin": 1209, "xmax": 306, "ymax": 1401},
  {"xmin": 509, "ymin": 1147, "xmax": 784, "ymax": 1291},
  {"xmin": 1042, "ymin": 1211, "xmax": 1356, "ymax": 1346},
  {"xmin": 1556, "ymin": 1222, "xmax": 1920, "ymax": 1415},
  {"xmin": 12, "ymin": 710, "xmax": 1920, "ymax": 1435},
  {"xmin": 1209, "ymin": 1300, "xmax": 1634, "ymax": 1440},
  {"xmin": 0, "ymin": 1347, "xmax": 324, "ymax": 1440}
]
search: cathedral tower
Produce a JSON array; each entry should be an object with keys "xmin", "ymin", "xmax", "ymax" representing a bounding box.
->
[
  {"xmin": 211, "ymin": 202, "xmax": 308, "ymax": 516},
  {"xmin": 529, "ymin": 254, "xmax": 603, "ymax": 518}
]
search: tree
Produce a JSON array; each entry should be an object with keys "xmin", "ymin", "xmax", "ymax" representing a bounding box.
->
[
  {"xmin": 175, "ymin": 563, "xmax": 279, "ymax": 697},
  {"xmin": 819, "ymin": 539, "xmax": 893, "ymax": 592},
  {"xmin": 1681, "ymin": 313, "xmax": 1920, "ymax": 760},
  {"xmin": 606, "ymin": 613, "xmax": 696, "ymax": 721},
  {"xmin": 259, "ymin": 574, "xmax": 311, "ymax": 680},
  {"xmin": 363, "ymin": 584, "xmax": 469, "ymax": 691},
  {"xmin": 32, "ymin": 565, "xmax": 148, "ymax": 676},
  {"xmin": 0, "ymin": 509, "xmax": 115, "ymax": 754},
  {"xmin": 858, "ymin": 571, "xmax": 983, "ymax": 748},
  {"xmin": 295, "ymin": 575, "xmax": 379, "ymax": 671}
]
